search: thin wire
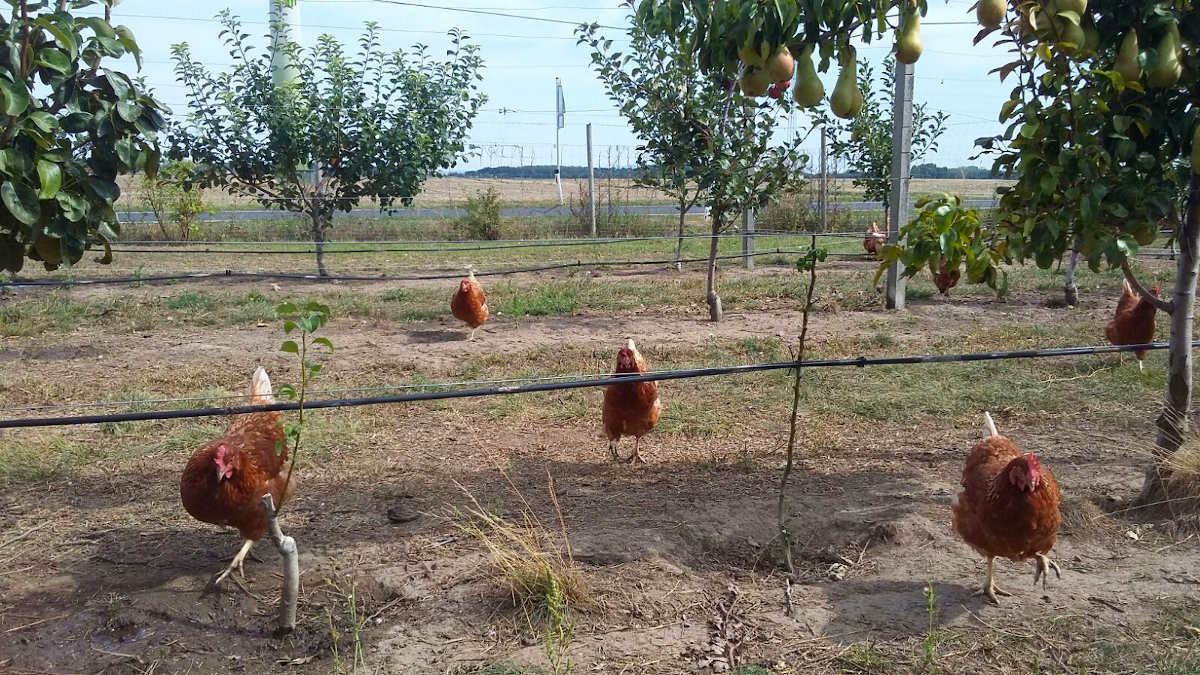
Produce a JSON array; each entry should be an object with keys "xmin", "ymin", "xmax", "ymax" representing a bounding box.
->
[
  {"xmin": 1, "ymin": 341, "xmax": 1191, "ymax": 429},
  {"xmin": 368, "ymin": 0, "xmax": 624, "ymax": 29},
  {"xmin": 0, "ymin": 248, "xmax": 866, "ymax": 288}
]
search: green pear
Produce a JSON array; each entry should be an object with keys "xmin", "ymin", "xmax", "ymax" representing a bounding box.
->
[
  {"xmin": 829, "ymin": 47, "xmax": 861, "ymax": 119},
  {"xmin": 1115, "ymin": 30, "xmax": 1141, "ymax": 83},
  {"xmin": 740, "ymin": 67, "xmax": 771, "ymax": 97},
  {"xmin": 976, "ymin": 0, "xmax": 1005, "ymax": 30},
  {"xmin": 738, "ymin": 38, "xmax": 768, "ymax": 67},
  {"xmin": 1147, "ymin": 23, "xmax": 1181, "ymax": 88},
  {"xmin": 896, "ymin": 11, "xmax": 923, "ymax": 64},
  {"xmin": 1057, "ymin": 0, "xmax": 1086, "ymax": 13},
  {"xmin": 791, "ymin": 45, "xmax": 824, "ymax": 108}
]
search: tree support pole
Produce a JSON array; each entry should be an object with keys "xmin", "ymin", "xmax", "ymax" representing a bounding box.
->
[{"xmin": 885, "ymin": 60, "xmax": 914, "ymax": 310}]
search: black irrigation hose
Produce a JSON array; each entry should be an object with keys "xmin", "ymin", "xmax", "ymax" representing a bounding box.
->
[
  {"xmin": 0, "ymin": 249, "xmax": 869, "ymax": 288},
  {"xmin": 101, "ymin": 230, "xmax": 867, "ymax": 251},
  {"xmin": 96, "ymin": 231, "xmax": 862, "ymax": 255},
  {"xmin": 0, "ymin": 341, "xmax": 1191, "ymax": 429}
]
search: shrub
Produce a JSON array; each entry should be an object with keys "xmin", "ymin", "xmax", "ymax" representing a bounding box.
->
[
  {"xmin": 141, "ymin": 161, "xmax": 206, "ymax": 241},
  {"xmin": 458, "ymin": 187, "xmax": 504, "ymax": 240}
]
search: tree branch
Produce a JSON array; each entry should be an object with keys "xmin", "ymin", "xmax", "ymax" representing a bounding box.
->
[{"xmin": 1120, "ymin": 258, "xmax": 1173, "ymax": 314}]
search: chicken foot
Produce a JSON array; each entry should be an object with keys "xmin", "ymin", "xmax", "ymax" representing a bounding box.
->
[
  {"xmin": 1033, "ymin": 553, "xmax": 1061, "ymax": 589},
  {"xmin": 468, "ymin": 327, "xmax": 478, "ymax": 341},
  {"xmin": 608, "ymin": 437, "xmax": 647, "ymax": 464},
  {"xmin": 972, "ymin": 557, "xmax": 1012, "ymax": 606},
  {"xmin": 206, "ymin": 538, "xmax": 255, "ymax": 591}
]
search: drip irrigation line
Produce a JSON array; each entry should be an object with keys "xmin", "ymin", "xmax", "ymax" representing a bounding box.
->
[
  {"xmin": 106, "ymin": 231, "xmax": 867, "ymax": 247},
  {"xmin": 96, "ymin": 231, "xmax": 867, "ymax": 255},
  {"xmin": 0, "ymin": 249, "xmax": 867, "ymax": 288},
  {"xmin": 0, "ymin": 341, "xmax": 1190, "ymax": 429}
]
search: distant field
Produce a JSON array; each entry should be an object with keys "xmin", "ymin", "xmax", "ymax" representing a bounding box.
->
[{"xmin": 115, "ymin": 175, "xmax": 1012, "ymax": 211}]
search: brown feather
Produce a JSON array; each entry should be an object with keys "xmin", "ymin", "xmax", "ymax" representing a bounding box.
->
[
  {"xmin": 952, "ymin": 436, "xmax": 1061, "ymax": 563},
  {"xmin": 602, "ymin": 341, "xmax": 661, "ymax": 442},
  {"xmin": 181, "ymin": 379, "xmax": 296, "ymax": 542},
  {"xmin": 1105, "ymin": 280, "xmax": 1157, "ymax": 360},
  {"xmin": 451, "ymin": 275, "xmax": 488, "ymax": 329}
]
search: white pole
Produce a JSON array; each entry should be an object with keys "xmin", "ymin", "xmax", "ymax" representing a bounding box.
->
[
  {"xmin": 586, "ymin": 123, "xmax": 596, "ymax": 236},
  {"xmin": 269, "ymin": 0, "xmax": 301, "ymax": 89},
  {"xmin": 555, "ymin": 77, "xmax": 564, "ymax": 205}
]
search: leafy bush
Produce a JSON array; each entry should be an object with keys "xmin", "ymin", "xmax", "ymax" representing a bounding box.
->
[
  {"xmin": 457, "ymin": 187, "xmax": 504, "ymax": 240},
  {"xmin": 141, "ymin": 161, "xmax": 206, "ymax": 241}
]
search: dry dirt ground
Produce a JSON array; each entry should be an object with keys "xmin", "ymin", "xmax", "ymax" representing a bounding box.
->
[{"xmin": 0, "ymin": 261, "xmax": 1197, "ymax": 674}]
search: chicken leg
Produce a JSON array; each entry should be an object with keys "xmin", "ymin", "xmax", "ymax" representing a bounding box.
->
[
  {"xmin": 608, "ymin": 438, "xmax": 620, "ymax": 462},
  {"xmin": 209, "ymin": 539, "xmax": 255, "ymax": 589},
  {"xmin": 623, "ymin": 437, "xmax": 647, "ymax": 464},
  {"xmin": 468, "ymin": 327, "xmax": 477, "ymax": 341},
  {"xmin": 972, "ymin": 557, "xmax": 1012, "ymax": 606},
  {"xmin": 1033, "ymin": 553, "xmax": 1061, "ymax": 589}
]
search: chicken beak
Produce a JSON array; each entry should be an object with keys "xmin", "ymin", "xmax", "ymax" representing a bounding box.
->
[{"xmin": 215, "ymin": 467, "xmax": 225, "ymax": 482}]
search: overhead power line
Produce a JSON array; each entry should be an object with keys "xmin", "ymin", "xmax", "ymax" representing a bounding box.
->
[
  {"xmin": 0, "ymin": 341, "xmax": 1190, "ymax": 429},
  {"xmin": 368, "ymin": 0, "xmax": 624, "ymax": 30}
]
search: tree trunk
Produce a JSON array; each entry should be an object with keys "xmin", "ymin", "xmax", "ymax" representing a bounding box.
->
[
  {"xmin": 1141, "ymin": 173, "xmax": 1200, "ymax": 504},
  {"xmin": 1064, "ymin": 236, "xmax": 1080, "ymax": 307},
  {"xmin": 706, "ymin": 211, "xmax": 723, "ymax": 322},
  {"xmin": 310, "ymin": 210, "xmax": 329, "ymax": 277},
  {"xmin": 674, "ymin": 199, "xmax": 687, "ymax": 272}
]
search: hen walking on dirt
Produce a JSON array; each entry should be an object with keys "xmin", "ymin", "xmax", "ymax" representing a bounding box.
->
[
  {"xmin": 451, "ymin": 265, "xmax": 489, "ymax": 341},
  {"xmin": 180, "ymin": 367, "xmax": 296, "ymax": 589},
  {"xmin": 951, "ymin": 412, "xmax": 1062, "ymax": 605},
  {"xmin": 602, "ymin": 338, "xmax": 661, "ymax": 464},
  {"xmin": 1105, "ymin": 279, "xmax": 1160, "ymax": 372}
]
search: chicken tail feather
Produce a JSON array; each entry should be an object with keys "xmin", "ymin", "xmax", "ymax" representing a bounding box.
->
[
  {"xmin": 983, "ymin": 411, "xmax": 999, "ymax": 437},
  {"xmin": 249, "ymin": 367, "xmax": 275, "ymax": 405}
]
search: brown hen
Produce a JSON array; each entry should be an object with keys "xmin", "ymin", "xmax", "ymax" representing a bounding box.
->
[
  {"xmin": 952, "ymin": 412, "xmax": 1062, "ymax": 605},
  {"xmin": 451, "ymin": 266, "xmax": 489, "ymax": 340},
  {"xmin": 602, "ymin": 338, "xmax": 661, "ymax": 464},
  {"xmin": 933, "ymin": 260, "xmax": 961, "ymax": 295},
  {"xmin": 180, "ymin": 367, "xmax": 296, "ymax": 588},
  {"xmin": 863, "ymin": 223, "xmax": 886, "ymax": 259},
  {"xmin": 1105, "ymin": 280, "xmax": 1159, "ymax": 371}
]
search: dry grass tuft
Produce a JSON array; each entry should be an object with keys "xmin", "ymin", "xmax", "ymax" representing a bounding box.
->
[
  {"xmin": 453, "ymin": 475, "xmax": 589, "ymax": 619},
  {"xmin": 1059, "ymin": 496, "xmax": 1119, "ymax": 541},
  {"xmin": 1164, "ymin": 440, "xmax": 1200, "ymax": 512}
]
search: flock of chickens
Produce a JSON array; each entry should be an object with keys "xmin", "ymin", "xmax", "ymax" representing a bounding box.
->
[{"xmin": 180, "ymin": 258, "xmax": 1161, "ymax": 606}]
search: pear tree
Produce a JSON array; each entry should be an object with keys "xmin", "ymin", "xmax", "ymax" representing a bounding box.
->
[
  {"xmin": 880, "ymin": 0, "xmax": 1196, "ymax": 501},
  {"xmin": 0, "ymin": 0, "xmax": 165, "ymax": 274},
  {"xmin": 578, "ymin": 15, "xmax": 809, "ymax": 321}
]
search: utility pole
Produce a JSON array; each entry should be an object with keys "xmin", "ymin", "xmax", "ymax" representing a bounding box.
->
[
  {"xmin": 269, "ymin": 0, "xmax": 301, "ymax": 89},
  {"xmin": 586, "ymin": 123, "xmax": 596, "ymax": 237},
  {"xmin": 886, "ymin": 60, "xmax": 914, "ymax": 310}
]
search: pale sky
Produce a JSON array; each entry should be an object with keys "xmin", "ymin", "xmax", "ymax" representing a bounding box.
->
[{"xmin": 92, "ymin": 0, "xmax": 1011, "ymax": 172}]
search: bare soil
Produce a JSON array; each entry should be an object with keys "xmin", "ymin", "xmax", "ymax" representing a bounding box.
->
[{"xmin": 0, "ymin": 263, "xmax": 1196, "ymax": 674}]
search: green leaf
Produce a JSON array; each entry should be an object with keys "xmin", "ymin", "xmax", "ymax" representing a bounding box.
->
[
  {"xmin": 0, "ymin": 79, "xmax": 31, "ymax": 116},
  {"xmin": 277, "ymin": 384, "xmax": 296, "ymax": 400},
  {"xmin": 276, "ymin": 302, "xmax": 299, "ymax": 315},
  {"xmin": 2, "ymin": 181, "xmax": 40, "ymax": 225},
  {"xmin": 116, "ymin": 101, "xmax": 141, "ymax": 122},
  {"xmin": 281, "ymin": 340, "xmax": 299, "ymax": 354},
  {"xmin": 36, "ymin": 47, "xmax": 71, "ymax": 74},
  {"xmin": 27, "ymin": 111, "xmax": 57, "ymax": 133},
  {"xmin": 313, "ymin": 337, "xmax": 334, "ymax": 351},
  {"xmin": 36, "ymin": 160, "xmax": 61, "ymax": 199}
]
